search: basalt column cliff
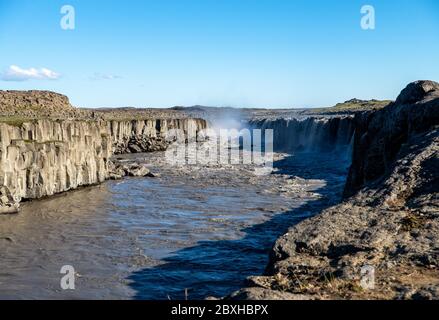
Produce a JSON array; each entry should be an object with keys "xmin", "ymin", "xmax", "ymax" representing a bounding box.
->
[{"xmin": 0, "ymin": 91, "xmax": 207, "ymax": 213}]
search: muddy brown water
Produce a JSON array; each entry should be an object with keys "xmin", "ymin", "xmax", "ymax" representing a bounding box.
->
[{"xmin": 0, "ymin": 148, "xmax": 349, "ymax": 299}]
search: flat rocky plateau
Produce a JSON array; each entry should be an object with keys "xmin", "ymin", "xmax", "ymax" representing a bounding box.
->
[{"xmin": 0, "ymin": 89, "xmax": 391, "ymax": 123}]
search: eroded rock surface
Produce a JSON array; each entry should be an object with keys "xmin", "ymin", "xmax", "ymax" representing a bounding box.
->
[
  {"xmin": 0, "ymin": 120, "xmax": 112, "ymax": 211},
  {"xmin": 344, "ymin": 80, "xmax": 439, "ymax": 197},
  {"xmin": 229, "ymin": 81, "xmax": 439, "ymax": 300}
]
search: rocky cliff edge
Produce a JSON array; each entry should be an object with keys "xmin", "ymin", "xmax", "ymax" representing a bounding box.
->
[{"xmin": 229, "ymin": 81, "xmax": 439, "ymax": 300}]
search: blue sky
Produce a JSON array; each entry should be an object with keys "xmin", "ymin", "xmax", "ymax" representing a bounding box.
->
[{"xmin": 0, "ymin": 0, "xmax": 438, "ymax": 108}]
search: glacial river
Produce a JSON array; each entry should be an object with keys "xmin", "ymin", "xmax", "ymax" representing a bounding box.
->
[{"xmin": 0, "ymin": 148, "xmax": 349, "ymax": 299}]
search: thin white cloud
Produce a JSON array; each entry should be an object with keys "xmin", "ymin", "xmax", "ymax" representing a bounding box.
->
[
  {"xmin": 1, "ymin": 65, "xmax": 61, "ymax": 81},
  {"xmin": 90, "ymin": 72, "xmax": 123, "ymax": 81}
]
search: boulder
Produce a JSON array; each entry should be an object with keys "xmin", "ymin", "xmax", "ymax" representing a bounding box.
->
[
  {"xmin": 395, "ymin": 80, "xmax": 439, "ymax": 105},
  {"xmin": 0, "ymin": 186, "xmax": 19, "ymax": 214},
  {"xmin": 125, "ymin": 164, "xmax": 151, "ymax": 177}
]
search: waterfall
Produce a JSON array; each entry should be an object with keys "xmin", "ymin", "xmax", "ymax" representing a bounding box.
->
[{"xmin": 247, "ymin": 116, "xmax": 355, "ymax": 154}]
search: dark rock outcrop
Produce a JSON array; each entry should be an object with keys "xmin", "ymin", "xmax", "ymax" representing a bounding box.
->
[
  {"xmin": 395, "ymin": 80, "xmax": 439, "ymax": 105},
  {"xmin": 228, "ymin": 81, "xmax": 439, "ymax": 300},
  {"xmin": 344, "ymin": 80, "xmax": 439, "ymax": 197},
  {"xmin": 108, "ymin": 161, "xmax": 155, "ymax": 180},
  {"xmin": 110, "ymin": 119, "xmax": 206, "ymax": 154}
]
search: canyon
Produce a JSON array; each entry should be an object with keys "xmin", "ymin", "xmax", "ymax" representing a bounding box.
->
[{"xmin": 0, "ymin": 81, "xmax": 438, "ymax": 300}]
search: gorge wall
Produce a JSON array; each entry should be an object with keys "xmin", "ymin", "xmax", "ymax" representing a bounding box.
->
[
  {"xmin": 110, "ymin": 118, "xmax": 207, "ymax": 154},
  {"xmin": 344, "ymin": 80, "xmax": 439, "ymax": 198},
  {"xmin": 229, "ymin": 81, "xmax": 439, "ymax": 300},
  {"xmin": 0, "ymin": 118, "xmax": 207, "ymax": 213}
]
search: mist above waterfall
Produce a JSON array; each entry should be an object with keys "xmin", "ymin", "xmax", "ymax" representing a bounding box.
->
[{"xmin": 207, "ymin": 109, "xmax": 245, "ymax": 132}]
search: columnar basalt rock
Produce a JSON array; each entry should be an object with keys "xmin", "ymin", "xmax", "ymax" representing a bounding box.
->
[
  {"xmin": 109, "ymin": 118, "xmax": 206, "ymax": 154},
  {"xmin": 0, "ymin": 117, "xmax": 207, "ymax": 213},
  {"xmin": 0, "ymin": 120, "xmax": 112, "ymax": 213}
]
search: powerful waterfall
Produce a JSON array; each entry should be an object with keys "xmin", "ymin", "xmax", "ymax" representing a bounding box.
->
[{"xmin": 247, "ymin": 116, "xmax": 355, "ymax": 155}]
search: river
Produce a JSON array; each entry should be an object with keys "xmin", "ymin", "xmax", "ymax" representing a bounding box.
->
[{"xmin": 0, "ymin": 143, "xmax": 349, "ymax": 299}]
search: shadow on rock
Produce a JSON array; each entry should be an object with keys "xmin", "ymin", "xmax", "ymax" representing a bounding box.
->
[{"xmin": 127, "ymin": 153, "xmax": 350, "ymax": 300}]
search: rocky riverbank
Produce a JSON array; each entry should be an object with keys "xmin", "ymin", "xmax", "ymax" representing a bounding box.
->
[{"xmin": 228, "ymin": 81, "xmax": 439, "ymax": 300}]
